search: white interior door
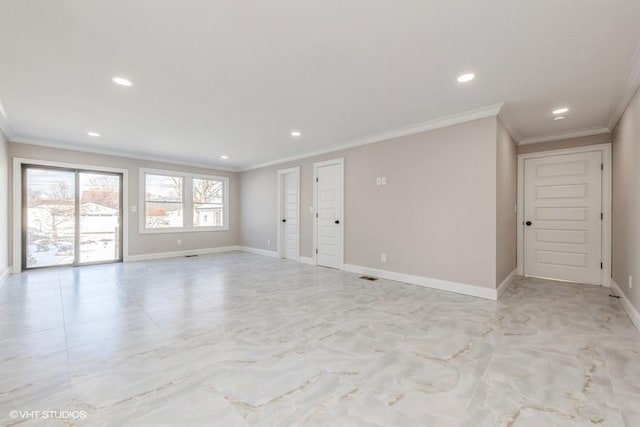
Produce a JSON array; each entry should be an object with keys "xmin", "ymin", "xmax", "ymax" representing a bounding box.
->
[
  {"xmin": 279, "ymin": 169, "xmax": 299, "ymax": 260},
  {"xmin": 523, "ymin": 151, "xmax": 602, "ymax": 285},
  {"xmin": 315, "ymin": 160, "xmax": 343, "ymax": 269}
]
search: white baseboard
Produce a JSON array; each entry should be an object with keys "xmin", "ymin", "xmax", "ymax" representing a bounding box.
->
[
  {"xmin": 237, "ymin": 246, "xmax": 279, "ymax": 258},
  {"xmin": 126, "ymin": 246, "xmax": 242, "ymax": 262},
  {"xmin": 299, "ymin": 256, "xmax": 314, "ymax": 265},
  {"xmin": 611, "ymin": 280, "xmax": 640, "ymax": 332},
  {"xmin": 497, "ymin": 269, "xmax": 517, "ymax": 298},
  {"xmin": 343, "ymin": 264, "xmax": 497, "ymax": 300}
]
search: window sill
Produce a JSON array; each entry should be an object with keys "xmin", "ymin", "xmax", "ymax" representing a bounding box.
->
[{"xmin": 139, "ymin": 227, "xmax": 230, "ymax": 235}]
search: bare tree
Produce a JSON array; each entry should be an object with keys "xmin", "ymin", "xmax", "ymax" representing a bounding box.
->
[
  {"xmin": 38, "ymin": 181, "xmax": 74, "ymax": 244},
  {"xmin": 85, "ymin": 175, "xmax": 120, "ymax": 209},
  {"xmin": 193, "ymin": 179, "xmax": 222, "ymax": 226}
]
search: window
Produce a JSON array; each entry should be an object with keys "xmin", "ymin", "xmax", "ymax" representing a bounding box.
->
[
  {"xmin": 193, "ymin": 178, "xmax": 224, "ymax": 227},
  {"xmin": 144, "ymin": 174, "xmax": 184, "ymax": 229},
  {"xmin": 140, "ymin": 169, "xmax": 229, "ymax": 233}
]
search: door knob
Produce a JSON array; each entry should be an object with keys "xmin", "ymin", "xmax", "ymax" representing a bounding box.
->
[
  {"xmin": 282, "ymin": 219, "xmax": 286, "ymax": 223},
  {"xmin": 335, "ymin": 220, "xmax": 340, "ymax": 225},
  {"xmin": 525, "ymin": 221, "xmax": 532, "ymax": 226}
]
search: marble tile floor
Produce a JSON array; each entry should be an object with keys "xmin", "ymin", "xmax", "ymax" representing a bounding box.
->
[{"xmin": 0, "ymin": 251, "xmax": 639, "ymax": 426}]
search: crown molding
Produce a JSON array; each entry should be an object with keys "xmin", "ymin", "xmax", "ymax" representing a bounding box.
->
[
  {"xmin": 10, "ymin": 135, "xmax": 240, "ymax": 173},
  {"xmin": 497, "ymin": 104, "xmax": 522, "ymax": 142},
  {"xmin": 518, "ymin": 126, "xmax": 611, "ymax": 145},
  {"xmin": 607, "ymin": 43, "xmax": 640, "ymax": 131},
  {"xmin": 241, "ymin": 103, "xmax": 505, "ymax": 171}
]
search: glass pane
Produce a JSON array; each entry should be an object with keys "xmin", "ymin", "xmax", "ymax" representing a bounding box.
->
[
  {"xmin": 25, "ymin": 168, "xmax": 75, "ymax": 268},
  {"xmin": 193, "ymin": 178, "xmax": 224, "ymax": 227},
  {"xmin": 79, "ymin": 172, "xmax": 121, "ymax": 263},
  {"xmin": 145, "ymin": 174, "xmax": 184, "ymax": 229},
  {"xmin": 146, "ymin": 201, "xmax": 184, "ymax": 228},
  {"xmin": 145, "ymin": 174, "xmax": 183, "ymax": 202}
]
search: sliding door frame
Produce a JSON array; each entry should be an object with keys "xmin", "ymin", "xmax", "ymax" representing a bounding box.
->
[{"xmin": 13, "ymin": 158, "xmax": 129, "ymax": 273}]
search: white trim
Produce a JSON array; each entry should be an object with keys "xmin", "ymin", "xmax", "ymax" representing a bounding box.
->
[
  {"xmin": 611, "ymin": 280, "xmax": 640, "ymax": 332},
  {"xmin": 126, "ymin": 246, "xmax": 240, "ymax": 262},
  {"xmin": 238, "ymin": 246, "xmax": 279, "ymax": 258},
  {"xmin": 518, "ymin": 126, "xmax": 611, "ymax": 145},
  {"xmin": 313, "ymin": 158, "xmax": 345, "ymax": 269},
  {"xmin": 299, "ymin": 256, "xmax": 314, "ymax": 265},
  {"xmin": 516, "ymin": 144, "xmax": 612, "ymax": 287},
  {"xmin": 498, "ymin": 104, "xmax": 522, "ymax": 142},
  {"xmin": 497, "ymin": 269, "xmax": 517, "ymax": 298},
  {"xmin": 10, "ymin": 136, "xmax": 239, "ymax": 172},
  {"xmin": 607, "ymin": 43, "xmax": 640, "ymax": 130},
  {"xmin": 12, "ymin": 157, "xmax": 130, "ymax": 274},
  {"xmin": 343, "ymin": 264, "xmax": 498, "ymax": 300},
  {"xmin": 242, "ymin": 104, "xmax": 504, "ymax": 171},
  {"xmin": 277, "ymin": 167, "xmax": 300, "ymax": 261},
  {"xmin": 139, "ymin": 167, "xmax": 229, "ymax": 234}
]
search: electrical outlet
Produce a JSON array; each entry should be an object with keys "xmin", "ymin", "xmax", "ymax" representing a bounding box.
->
[
  {"xmin": 309, "ymin": 206, "xmax": 314, "ymax": 214},
  {"xmin": 381, "ymin": 177, "xmax": 387, "ymax": 185},
  {"xmin": 177, "ymin": 239, "xmax": 182, "ymax": 246},
  {"xmin": 131, "ymin": 205, "xmax": 137, "ymax": 213},
  {"xmin": 381, "ymin": 254, "xmax": 387, "ymax": 263},
  {"xmin": 376, "ymin": 177, "xmax": 382, "ymax": 186},
  {"xmin": 267, "ymin": 240, "xmax": 271, "ymax": 247},
  {"xmin": 630, "ymin": 275, "xmax": 633, "ymax": 289}
]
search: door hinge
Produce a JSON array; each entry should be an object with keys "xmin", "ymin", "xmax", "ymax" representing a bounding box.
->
[
  {"xmin": 315, "ymin": 248, "xmax": 318, "ymax": 254},
  {"xmin": 601, "ymin": 262, "xmax": 603, "ymax": 269},
  {"xmin": 601, "ymin": 163, "xmax": 604, "ymax": 171},
  {"xmin": 316, "ymin": 177, "xmax": 318, "ymax": 182},
  {"xmin": 315, "ymin": 212, "xmax": 318, "ymax": 218},
  {"xmin": 601, "ymin": 213, "xmax": 604, "ymax": 220}
]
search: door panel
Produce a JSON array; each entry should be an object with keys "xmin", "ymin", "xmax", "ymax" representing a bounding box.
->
[
  {"xmin": 78, "ymin": 172, "xmax": 122, "ymax": 264},
  {"xmin": 24, "ymin": 168, "xmax": 76, "ymax": 268},
  {"xmin": 281, "ymin": 170, "xmax": 298, "ymax": 260},
  {"xmin": 316, "ymin": 162, "xmax": 343, "ymax": 269},
  {"xmin": 523, "ymin": 151, "xmax": 602, "ymax": 284}
]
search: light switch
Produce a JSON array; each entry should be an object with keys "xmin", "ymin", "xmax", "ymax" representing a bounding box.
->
[
  {"xmin": 131, "ymin": 205, "xmax": 137, "ymax": 213},
  {"xmin": 376, "ymin": 177, "xmax": 382, "ymax": 186},
  {"xmin": 381, "ymin": 177, "xmax": 387, "ymax": 185}
]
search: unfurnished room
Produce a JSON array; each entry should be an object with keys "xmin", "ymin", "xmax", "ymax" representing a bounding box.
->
[{"xmin": 0, "ymin": 1, "xmax": 640, "ymax": 426}]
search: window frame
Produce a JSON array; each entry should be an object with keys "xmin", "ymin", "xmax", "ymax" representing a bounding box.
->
[{"xmin": 139, "ymin": 168, "xmax": 229, "ymax": 234}]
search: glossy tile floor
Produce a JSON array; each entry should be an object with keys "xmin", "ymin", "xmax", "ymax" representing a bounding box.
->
[{"xmin": 1, "ymin": 252, "xmax": 639, "ymax": 426}]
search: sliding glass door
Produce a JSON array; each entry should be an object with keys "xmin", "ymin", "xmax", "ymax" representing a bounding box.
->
[{"xmin": 23, "ymin": 165, "xmax": 123, "ymax": 269}]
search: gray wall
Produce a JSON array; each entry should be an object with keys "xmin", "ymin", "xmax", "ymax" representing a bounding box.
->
[
  {"xmin": 496, "ymin": 118, "xmax": 517, "ymax": 285},
  {"xmin": 612, "ymin": 86, "xmax": 640, "ymax": 312},
  {"xmin": 517, "ymin": 133, "xmax": 612, "ymax": 155},
  {"xmin": 241, "ymin": 117, "xmax": 500, "ymax": 289},
  {"xmin": 8, "ymin": 142, "xmax": 240, "ymax": 266},
  {"xmin": 0, "ymin": 131, "xmax": 8, "ymax": 275}
]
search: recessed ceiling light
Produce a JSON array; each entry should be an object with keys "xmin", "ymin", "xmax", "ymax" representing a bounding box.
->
[
  {"xmin": 290, "ymin": 131, "xmax": 302, "ymax": 137},
  {"xmin": 553, "ymin": 116, "xmax": 566, "ymax": 121},
  {"xmin": 220, "ymin": 155, "xmax": 229, "ymax": 160},
  {"xmin": 552, "ymin": 107, "xmax": 569, "ymax": 115},
  {"xmin": 112, "ymin": 76, "xmax": 133, "ymax": 87},
  {"xmin": 457, "ymin": 73, "xmax": 475, "ymax": 83},
  {"xmin": 87, "ymin": 132, "xmax": 101, "ymax": 137}
]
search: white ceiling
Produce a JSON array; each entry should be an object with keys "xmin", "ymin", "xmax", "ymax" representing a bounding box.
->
[{"xmin": 1, "ymin": 0, "xmax": 639, "ymax": 170}]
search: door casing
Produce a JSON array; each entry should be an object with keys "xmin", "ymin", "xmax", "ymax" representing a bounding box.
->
[
  {"xmin": 13, "ymin": 157, "xmax": 129, "ymax": 273},
  {"xmin": 516, "ymin": 144, "xmax": 612, "ymax": 286},
  {"xmin": 21, "ymin": 164, "xmax": 124, "ymax": 270},
  {"xmin": 313, "ymin": 158, "xmax": 344, "ymax": 269}
]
